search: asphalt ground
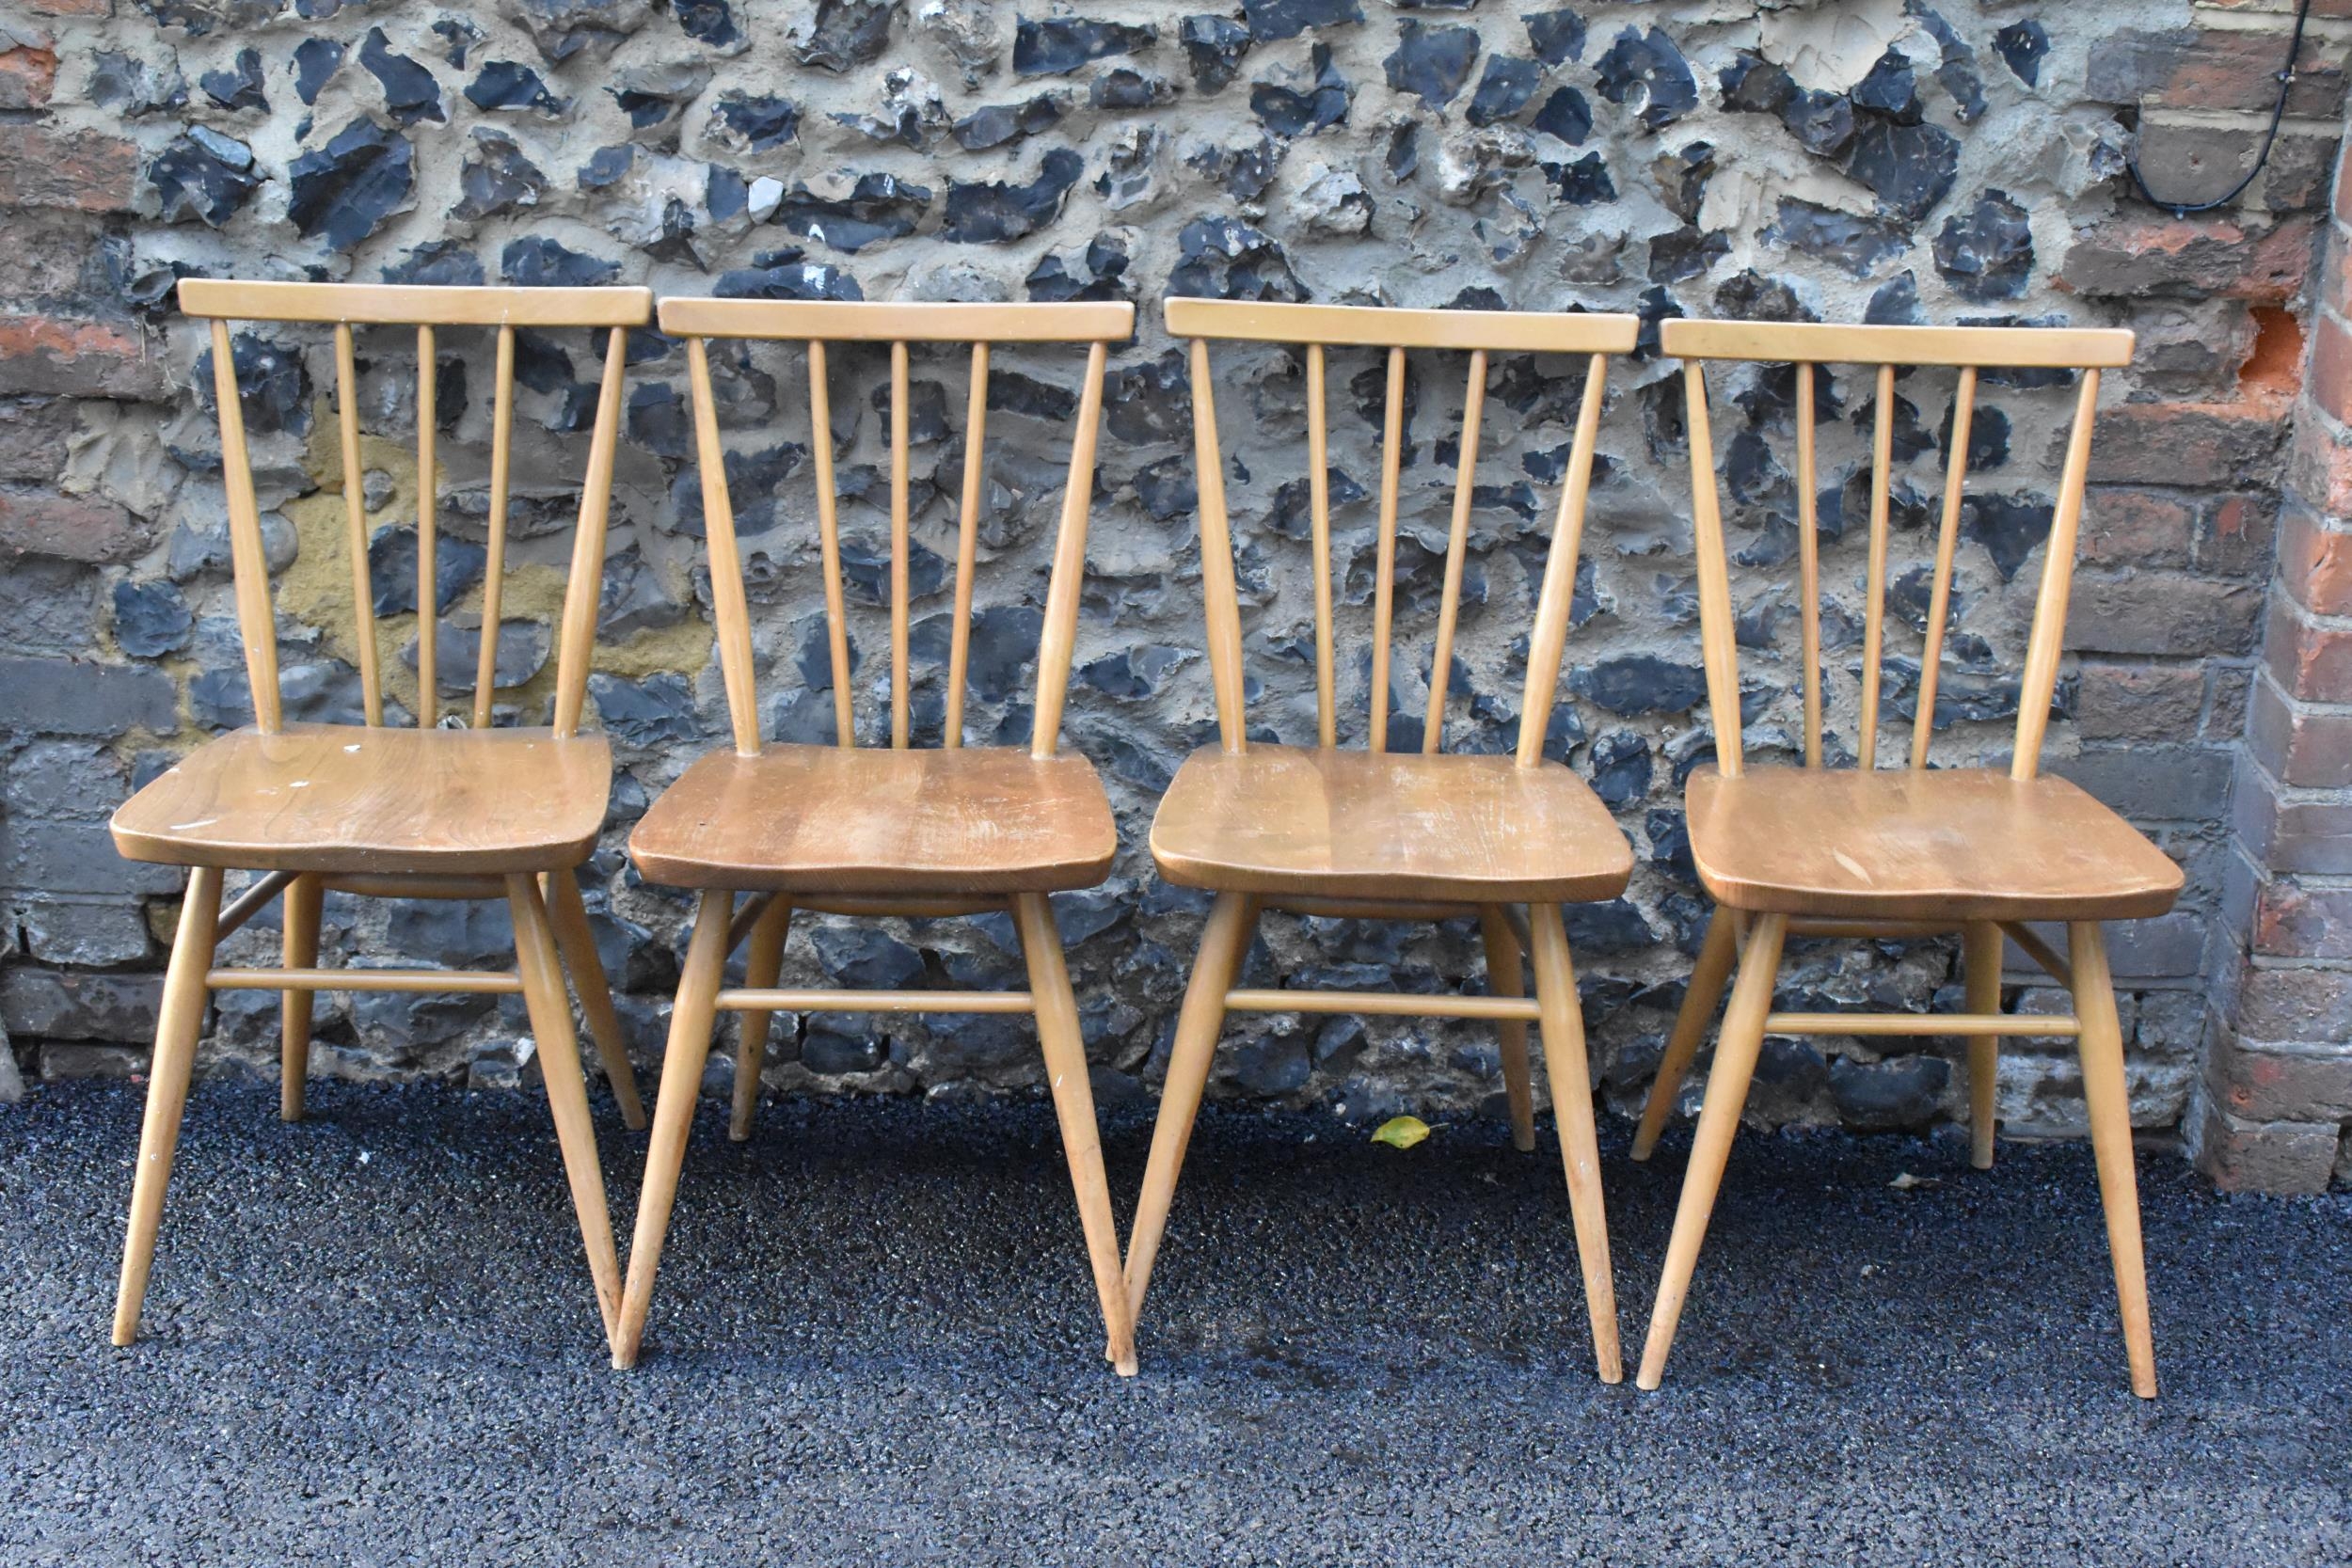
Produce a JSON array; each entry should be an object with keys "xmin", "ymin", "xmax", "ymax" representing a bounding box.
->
[{"xmin": 1, "ymin": 1077, "xmax": 2345, "ymax": 1565}]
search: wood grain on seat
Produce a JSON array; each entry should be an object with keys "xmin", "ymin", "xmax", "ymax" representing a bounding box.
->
[
  {"xmin": 1685, "ymin": 765, "xmax": 2183, "ymax": 922},
  {"xmin": 628, "ymin": 743, "xmax": 1118, "ymax": 894},
  {"xmin": 110, "ymin": 724, "xmax": 612, "ymax": 874},
  {"xmin": 1151, "ymin": 745, "xmax": 1633, "ymax": 903}
]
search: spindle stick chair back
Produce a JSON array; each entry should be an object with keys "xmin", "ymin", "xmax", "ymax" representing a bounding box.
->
[
  {"xmin": 1631, "ymin": 318, "xmax": 2176, "ymax": 1399},
  {"xmin": 1168, "ymin": 299, "xmax": 1637, "ymax": 761},
  {"xmin": 614, "ymin": 297, "xmax": 1139, "ymax": 1375},
  {"xmin": 658, "ymin": 297, "xmax": 1131, "ymax": 758},
  {"xmin": 105, "ymin": 280, "xmax": 654, "ymax": 1355},
  {"xmin": 1123, "ymin": 300, "xmax": 1642, "ymax": 1382}
]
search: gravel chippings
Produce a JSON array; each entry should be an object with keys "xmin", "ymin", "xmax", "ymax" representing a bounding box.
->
[{"xmin": 1, "ymin": 1078, "xmax": 2346, "ymax": 1565}]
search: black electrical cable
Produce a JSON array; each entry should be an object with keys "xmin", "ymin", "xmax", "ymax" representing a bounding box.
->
[{"xmin": 2125, "ymin": 0, "xmax": 2316, "ymax": 216}]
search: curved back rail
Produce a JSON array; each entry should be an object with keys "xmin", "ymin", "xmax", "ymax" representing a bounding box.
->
[
  {"xmin": 1661, "ymin": 318, "xmax": 2135, "ymax": 782},
  {"xmin": 176, "ymin": 278, "xmax": 653, "ymax": 737},
  {"xmin": 654, "ymin": 297, "xmax": 1135, "ymax": 761},
  {"xmin": 1166, "ymin": 298, "xmax": 1639, "ymax": 765}
]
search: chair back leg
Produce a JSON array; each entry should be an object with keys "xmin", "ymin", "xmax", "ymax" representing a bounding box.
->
[
  {"xmin": 1963, "ymin": 921, "xmax": 2003, "ymax": 1170},
  {"xmin": 543, "ymin": 869, "xmax": 648, "ymax": 1131},
  {"xmin": 730, "ymin": 896, "xmax": 793, "ymax": 1142},
  {"xmin": 1477, "ymin": 906, "xmax": 1537, "ymax": 1153},
  {"xmin": 1632, "ymin": 911, "xmax": 1739, "ymax": 1162},
  {"xmin": 279, "ymin": 872, "xmax": 323, "ymax": 1122}
]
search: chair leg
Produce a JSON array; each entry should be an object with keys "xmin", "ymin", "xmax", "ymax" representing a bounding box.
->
[
  {"xmin": 1122, "ymin": 892, "xmax": 1258, "ymax": 1331},
  {"xmin": 1011, "ymin": 892, "xmax": 1138, "ymax": 1376},
  {"xmin": 1524, "ymin": 903, "xmax": 1622, "ymax": 1384},
  {"xmin": 113, "ymin": 865, "xmax": 224, "ymax": 1347},
  {"xmin": 612, "ymin": 888, "xmax": 732, "ymax": 1370},
  {"xmin": 1637, "ymin": 911, "xmax": 1786, "ymax": 1391},
  {"xmin": 2068, "ymin": 921, "xmax": 2157, "ymax": 1400},
  {"xmin": 543, "ymin": 868, "xmax": 648, "ymax": 1132},
  {"xmin": 279, "ymin": 872, "xmax": 322, "ymax": 1123},
  {"xmin": 507, "ymin": 874, "xmax": 624, "ymax": 1346},
  {"xmin": 1963, "ymin": 921, "xmax": 2003, "ymax": 1171},
  {"xmin": 1477, "ymin": 905, "xmax": 1536, "ymax": 1154},
  {"xmin": 731, "ymin": 897, "xmax": 792, "ymax": 1142},
  {"xmin": 1631, "ymin": 909, "xmax": 1738, "ymax": 1162}
]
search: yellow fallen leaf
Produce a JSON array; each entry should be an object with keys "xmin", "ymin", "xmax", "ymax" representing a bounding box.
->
[{"xmin": 1372, "ymin": 1115, "xmax": 1431, "ymax": 1149}]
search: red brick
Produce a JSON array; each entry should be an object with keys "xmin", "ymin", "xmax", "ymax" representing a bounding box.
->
[
  {"xmin": 2090, "ymin": 400, "xmax": 2287, "ymax": 487},
  {"xmin": 2262, "ymin": 594, "xmax": 2352, "ymax": 702},
  {"xmin": 2058, "ymin": 214, "xmax": 2315, "ymax": 304},
  {"xmin": 2232, "ymin": 959, "xmax": 2352, "ymax": 1042},
  {"xmin": 2080, "ymin": 487, "xmax": 2194, "ymax": 567},
  {"xmin": 2208, "ymin": 665, "xmax": 2254, "ymax": 739},
  {"xmin": 0, "ymin": 484, "xmax": 150, "ymax": 563},
  {"xmin": 2232, "ymin": 755, "xmax": 2352, "ymax": 873},
  {"xmin": 2285, "ymin": 410, "xmax": 2352, "ymax": 517},
  {"xmin": 2191, "ymin": 1094, "xmax": 2343, "ymax": 1194},
  {"xmin": 2086, "ymin": 28, "xmax": 2347, "ymax": 118},
  {"xmin": 0, "ymin": 44, "xmax": 57, "ymax": 111},
  {"xmin": 0, "ymin": 398, "xmax": 77, "ymax": 481},
  {"xmin": 2074, "ymin": 659, "xmax": 2205, "ymax": 741},
  {"xmin": 2217, "ymin": 1045, "xmax": 2352, "ymax": 1119},
  {"xmin": 2247, "ymin": 669, "xmax": 2352, "ymax": 785},
  {"xmin": 2130, "ymin": 120, "xmax": 2337, "ymax": 214},
  {"xmin": 2275, "ymin": 498, "xmax": 2352, "ymax": 613},
  {"xmin": 2305, "ymin": 311, "xmax": 2352, "ymax": 424},
  {"xmin": 22, "ymin": 0, "xmax": 109, "ymax": 12},
  {"xmin": 2070, "ymin": 572, "xmax": 2264, "ymax": 657},
  {"xmin": 2253, "ymin": 876, "xmax": 2352, "ymax": 958},
  {"xmin": 0, "ymin": 315, "xmax": 171, "ymax": 400},
  {"xmin": 0, "ymin": 125, "xmax": 139, "ymax": 214},
  {"xmin": 2197, "ymin": 490, "xmax": 2279, "ymax": 577}
]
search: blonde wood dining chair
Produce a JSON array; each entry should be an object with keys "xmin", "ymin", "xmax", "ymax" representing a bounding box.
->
[
  {"xmin": 612, "ymin": 297, "xmax": 1137, "ymax": 1372},
  {"xmin": 1631, "ymin": 319, "xmax": 2180, "ymax": 1397},
  {"xmin": 108, "ymin": 278, "xmax": 652, "ymax": 1348},
  {"xmin": 1122, "ymin": 299, "xmax": 1642, "ymax": 1381}
]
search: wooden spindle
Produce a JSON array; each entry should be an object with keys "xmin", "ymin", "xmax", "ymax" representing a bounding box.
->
[
  {"xmin": 2012, "ymin": 370, "xmax": 2103, "ymax": 780},
  {"xmin": 1370, "ymin": 346, "xmax": 1406, "ymax": 753},
  {"xmin": 1913, "ymin": 365, "xmax": 1977, "ymax": 769},
  {"xmin": 946, "ymin": 341, "xmax": 990, "ymax": 749},
  {"xmin": 1683, "ymin": 360, "xmax": 1741, "ymax": 775},
  {"xmin": 1422, "ymin": 348, "xmax": 1486, "ymax": 752},
  {"xmin": 687, "ymin": 336, "xmax": 762, "ymax": 755},
  {"xmin": 1189, "ymin": 337, "xmax": 1249, "ymax": 752},
  {"xmin": 1795, "ymin": 359, "xmax": 1822, "ymax": 768},
  {"xmin": 554, "ymin": 326, "xmax": 628, "ymax": 738},
  {"xmin": 333, "ymin": 325, "xmax": 384, "ymax": 725},
  {"xmin": 1856, "ymin": 362, "xmax": 1895, "ymax": 769},
  {"xmin": 1030, "ymin": 340, "xmax": 1109, "ymax": 759},
  {"xmin": 806, "ymin": 340, "xmax": 855, "ymax": 747},
  {"xmin": 888, "ymin": 339, "xmax": 912, "ymax": 750},
  {"xmin": 1306, "ymin": 342, "xmax": 1337, "ymax": 748},
  {"xmin": 472, "ymin": 324, "xmax": 516, "ymax": 728},
  {"xmin": 415, "ymin": 324, "xmax": 438, "ymax": 726},
  {"xmin": 208, "ymin": 318, "xmax": 282, "ymax": 732},
  {"xmin": 1515, "ymin": 354, "xmax": 1608, "ymax": 768}
]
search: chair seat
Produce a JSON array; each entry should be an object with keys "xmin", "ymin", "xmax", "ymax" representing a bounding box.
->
[
  {"xmin": 1150, "ymin": 744, "xmax": 1632, "ymax": 903},
  {"xmin": 628, "ymin": 743, "xmax": 1117, "ymax": 894},
  {"xmin": 1685, "ymin": 764, "xmax": 2184, "ymax": 922},
  {"xmin": 110, "ymin": 723, "xmax": 612, "ymax": 874}
]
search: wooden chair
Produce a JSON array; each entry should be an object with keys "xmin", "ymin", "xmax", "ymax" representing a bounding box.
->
[
  {"xmin": 612, "ymin": 298, "xmax": 1138, "ymax": 1372},
  {"xmin": 108, "ymin": 279, "xmax": 653, "ymax": 1348},
  {"xmin": 1631, "ymin": 320, "xmax": 2180, "ymax": 1397},
  {"xmin": 1123, "ymin": 299, "xmax": 1642, "ymax": 1380}
]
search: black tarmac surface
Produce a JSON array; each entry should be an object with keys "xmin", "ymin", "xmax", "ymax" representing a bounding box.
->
[{"xmin": 1, "ymin": 1077, "xmax": 2346, "ymax": 1565}]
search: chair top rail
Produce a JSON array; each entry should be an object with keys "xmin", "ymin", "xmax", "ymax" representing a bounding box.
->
[
  {"xmin": 178, "ymin": 279, "xmax": 653, "ymax": 328},
  {"xmin": 1662, "ymin": 318, "xmax": 2134, "ymax": 370},
  {"xmin": 659, "ymin": 297, "xmax": 1134, "ymax": 344},
  {"xmin": 1166, "ymin": 298, "xmax": 1640, "ymax": 354}
]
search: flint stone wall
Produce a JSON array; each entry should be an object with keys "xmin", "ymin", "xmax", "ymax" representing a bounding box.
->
[{"xmin": 0, "ymin": 0, "xmax": 2338, "ymax": 1176}]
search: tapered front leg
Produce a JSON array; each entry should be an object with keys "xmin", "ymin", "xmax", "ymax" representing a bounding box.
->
[
  {"xmin": 1632, "ymin": 909, "xmax": 1737, "ymax": 1161},
  {"xmin": 612, "ymin": 888, "xmax": 732, "ymax": 1370},
  {"xmin": 1524, "ymin": 903, "xmax": 1621, "ymax": 1383},
  {"xmin": 1638, "ymin": 911, "xmax": 1786, "ymax": 1391},
  {"xmin": 113, "ymin": 865, "xmax": 224, "ymax": 1346},
  {"xmin": 279, "ymin": 872, "xmax": 322, "ymax": 1122},
  {"xmin": 1012, "ymin": 892, "xmax": 1137, "ymax": 1375},
  {"xmin": 1477, "ymin": 905, "xmax": 1536, "ymax": 1153},
  {"xmin": 1121, "ymin": 892, "xmax": 1258, "ymax": 1333},
  {"xmin": 2068, "ymin": 921, "xmax": 2156, "ymax": 1399}
]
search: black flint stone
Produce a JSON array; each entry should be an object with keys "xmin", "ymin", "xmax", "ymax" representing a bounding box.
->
[
  {"xmin": 113, "ymin": 579, "xmax": 193, "ymax": 658},
  {"xmin": 773, "ymin": 173, "xmax": 932, "ymax": 254},
  {"xmin": 1384, "ymin": 20, "xmax": 1478, "ymax": 108},
  {"xmin": 501, "ymin": 235, "xmax": 620, "ymax": 287},
  {"xmin": 1466, "ymin": 55, "xmax": 1539, "ymax": 127},
  {"xmin": 150, "ymin": 127, "xmax": 261, "ymax": 227},
  {"xmin": 1781, "ymin": 88, "xmax": 1853, "ymax": 157},
  {"xmin": 286, "ymin": 118, "xmax": 415, "ymax": 250},
  {"xmin": 507, "ymin": 0, "xmax": 653, "ymax": 64},
  {"xmin": 1169, "ymin": 214, "xmax": 1305, "ymax": 302},
  {"xmin": 713, "ymin": 260, "xmax": 863, "ymax": 302},
  {"xmin": 1713, "ymin": 268, "xmax": 1810, "ymax": 325},
  {"xmin": 1014, "ymin": 16, "xmax": 1156, "ymax": 78},
  {"xmin": 1091, "ymin": 68, "xmax": 1175, "ymax": 110},
  {"xmin": 1962, "ymin": 492, "xmax": 2054, "ymax": 580},
  {"xmin": 1544, "ymin": 152, "xmax": 1614, "ymax": 206},
  {"xmin": 1844, "ymin": 118, "xmax": 1958, "ymax": 222},
  {"xmin": 1934, "ymin": 189, "xmax": 2033, "ymax": 302},
  {"xmin": 953, "ymin": 94, "xmax": 1066, "ymax": 151},
  {"xmin": 1766, "ymin": 198, "xmax": 1906, "ymax": 278},
  {"xmin": 293, "ymin": 38, "xmax": 344, "ymax": 105},
  {"xmin": 383, "ymin": 240, "xmax": 485, "ymax": 286},
  {"xmin": 453, "ymin": 130, "xmax": 545, "ymax": 221},
  {"xmin": 708, "ymin": 90, "xmax": 799, "ymax": 149},
  {"xmin": 1524, "ymin": 8, "xmax": 1584, "ymax": 67},
  {"xmin": 798, "ymin": 0, "xmax": 895, "ymax": 71},
  {"xmin": 1867, "ymin": 270, "xmax": 1924, "ymax": 324},
  {"xmin": 1829, "ymin": 1055, "xmax": 1950, "ymax": 1132},
  {"xmin": 942, "ymin": 149, "xmax": 1083, "ymax": 244},
  {"xmin": 1243, "ymin": 0, "xmax": 1362, "ymax": 43},
  {"xmin": 1994, "ymin": 21, "xmax": 2048, "ymax": 87},
  {"xmin": 1252, "ymin": 44, "xmax": 1348, "ymax": 136},
  {"xmin": 1658, "ymin": 141, "xmax": 1714, "ymax": 221},
  {"xmin": 200, "ymin": 47, "xmax": 266, "ymax": 112},
  {"xmin": 1720, "ymin": 52, "xmax": 1793, "ymax": 116},
  {"xmin": 1587, "ymin": 731, "xmax": 1651, "ymax": 809},
  {"xmin": 1594, "ymin": 26, "xmax": 1696, "ymax": 132},
  {"xmin": 577, "ymin": 144, "xmax": 636, "ymax": 190},
  {"xmin": 1851, "ymin": 47, "xmax": 1918, "ymax": 121},
  {"xmin": 675, "ymin": 0, "xmax": 740, "ymax": 49},
  {"xmin": 434, "ymin": 17, "xmax": 482, "ymax": 68},
  {"xmin": 1531, "ymin": 85, "xmax": 1592, "ymax": 145},
  {"xmin": 466, "ymin": 59, "xmax": 566, "ymax": 115},
  {"xmin": 1180, "ymin": 14, "xmax": 1252, "ymax": 92},
  {"xmin": 359, "ymin": 26, "xmax": 445, "ymax": 126},
  {"xmin": 1649, "ymin": 227, "xmax": 1728, "ymax": 285}
]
